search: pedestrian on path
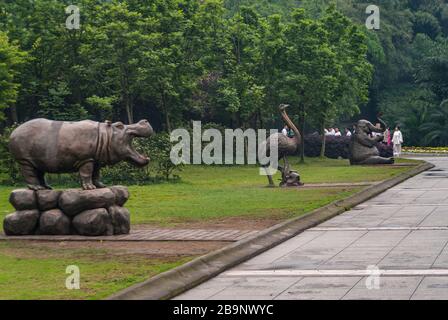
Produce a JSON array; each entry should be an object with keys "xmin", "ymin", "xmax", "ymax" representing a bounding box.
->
[
  {"xmin": 383, "ymin": 127, "xmax": 391, "ymax": 146},
  {"xmin": 345, "ymin": 128, "xmax": 352, "ymax": 137},
  {"xmin": 392, "ymin": 126, "xmax": 403, "ymax": 157}
]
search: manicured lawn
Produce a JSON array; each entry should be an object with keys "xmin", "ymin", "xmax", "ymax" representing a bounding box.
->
[
  {"xmin": 0, "ymin": 157, "xmax": 422, "ymax": 300},
  {"xmin": 0, "ymin": 158, "xmax": 421, "ymax": 225},
  {"xmin": 0, "ymin": 241, "xmax": 192, "ymax": 300}
]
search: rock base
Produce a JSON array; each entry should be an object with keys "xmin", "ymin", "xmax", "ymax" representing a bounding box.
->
[{"xmin": 3, "ymin": 186, "xmax": 131, "ymax": 236}]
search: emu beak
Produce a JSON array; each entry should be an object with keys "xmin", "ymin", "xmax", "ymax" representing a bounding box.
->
[{"xmin": 279, "ymin": 104, "xmax": 290, "ymax": 111}]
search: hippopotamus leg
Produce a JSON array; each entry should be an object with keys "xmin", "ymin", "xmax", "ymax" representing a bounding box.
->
[
  {"xmin": 37, "ymin": 171, "xmax": 52, "ymax": 190},
  {"xmin": 79, "ymin": 161, "xmax": 97, "ymax": 190},
  {"xmin": 93, "ymin": 165, "xmax": 106, "ymax": 189},
  {"xmin": 19, "ymin": 161, "xmax": 49, "ymax": 191}
]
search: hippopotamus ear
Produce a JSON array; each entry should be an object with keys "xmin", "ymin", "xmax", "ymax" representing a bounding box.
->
[{"xmin": 112, "ymin": 122, "xmax": 125, "ymax": 130}]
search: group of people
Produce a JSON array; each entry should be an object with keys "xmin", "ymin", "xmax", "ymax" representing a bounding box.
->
[
  {"xmin": 324, "ymin": 127, "xmax": 352, "ymax": 137},
  {"xmin": 282, "ymin": 123, "xmax": 405, "ymax": 158},
  {"xmin": 387, "ymin": 126, "xmax": 404, "ymax": 158}
]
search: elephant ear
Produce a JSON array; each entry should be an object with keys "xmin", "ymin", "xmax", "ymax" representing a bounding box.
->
[{"xmin": 112, "ymin": 122, "xmax": 125, "ymax": 130}]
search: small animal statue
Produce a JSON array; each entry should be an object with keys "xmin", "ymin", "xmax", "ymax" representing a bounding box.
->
[
  {"xmin": 280, "ymin": 162, "xmax": 303, "ymax": 188},
  {"xmin": 260, "ymin": 104, "xmax": 303, "ymax": 187},
  {"xmin": 349, "ymin": 118, "xmax": 394, "ymax": 165},
  {"xmin": 9, "ymin": 119, "xmax": 153, "ymax": 190}
]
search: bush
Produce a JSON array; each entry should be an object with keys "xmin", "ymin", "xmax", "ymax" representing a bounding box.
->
[
  {"xmin": 0, "ymin": 126, "xmax": 21, "ymax": 184},
  {"xmin": 303, "ymin": 134, "xmax": 393, "ymax": 159},
  {"xmin": 101, "ymin": 132, "xmax": 183, "ymax": 184}
]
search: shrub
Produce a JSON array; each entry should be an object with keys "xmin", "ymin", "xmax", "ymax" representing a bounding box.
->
[
  {"xmin": 303, "ymin": 134, "xmax": 393, "ymax": 159},
  {"xmin": 0, "ymin": 126, "xmax": 21, "ymax": 185},
  {"xmin": 101, "ymin": 132, "xmax": 183, "ymax": 184}
]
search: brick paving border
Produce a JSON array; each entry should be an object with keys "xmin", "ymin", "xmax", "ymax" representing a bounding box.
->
[{"xmin": 0, "ymin": 228, "xmax": 260, "ymax": 242}]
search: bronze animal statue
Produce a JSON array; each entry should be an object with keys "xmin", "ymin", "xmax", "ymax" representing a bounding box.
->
[
  {"xmin": 9, "ymin": 119, "xmax": 153, "ymax": 190},
  {"xmin": 261, "ymin": 104, "xmax": 303, "ymax": 187},
  {"xmin": 349, "ymin": 118, "xmax": 394, "ymax": 165}
]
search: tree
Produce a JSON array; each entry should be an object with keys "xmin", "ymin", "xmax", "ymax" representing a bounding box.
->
[
  {"xmin": 279, "ymin": 9, "xmax": 337, "ymax": 159},
  {"xmin": 421, "ymin": 100, "xmax": 448, "ymax": 146},
  {"xmin": 0, "ymin": 31, "xmax": 27, "ymax": 123},
  {"xmin": 82, "ymin": 2, "xmax": 158, "ymax": 124}
]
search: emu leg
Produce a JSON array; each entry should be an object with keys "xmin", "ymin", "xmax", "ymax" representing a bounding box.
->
[{"xmin": 262, "ymin": 166, "xmax": 275, "ymax": 187}]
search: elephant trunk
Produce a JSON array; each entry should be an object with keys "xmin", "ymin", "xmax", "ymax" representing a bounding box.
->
[
  {"xmin": 367, "ymin": 121, "xmax": 384, "ymax": 133},
  {"xmin": 377, "ymin": 117, "xmax": 387, "ymax": 131}
]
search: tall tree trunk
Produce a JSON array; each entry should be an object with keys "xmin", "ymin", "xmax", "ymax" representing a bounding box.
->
[
  {"xmin": 9, "ymin": 105, "xmax": 18, "ymax": 124},
  {"xmin": 161, "ymin": 92, "xmax": 171, "ymax": 132},
  {"xmin": 320, "ymin": 120, "xmax": 326, "ymax": 158},
  {"xmin": 125, "ymin": 96, "xmax": 133, "ymax": 124},
  {"xmin": 299, "ymin": 105, "xmax": 305, "ymax": 163}
]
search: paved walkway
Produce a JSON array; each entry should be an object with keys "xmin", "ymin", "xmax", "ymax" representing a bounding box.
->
[
  {"xmin": 0, "ymin": 228, "xmax": 259, "ymax": 242},
  {"xmin": 176, "ymin": 157, "xmax": 448, "ymax": 300}
]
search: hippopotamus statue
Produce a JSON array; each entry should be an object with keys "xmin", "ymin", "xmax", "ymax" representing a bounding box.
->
[
  {"xmin": 9, "ymin": 119, "xmax": 153, "ymax": 190},
  {"xmin": 349, "ymin": 118, "xmax": 394, "ymax": 165}
]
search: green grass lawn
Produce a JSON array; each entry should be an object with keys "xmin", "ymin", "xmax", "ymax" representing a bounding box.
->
[
  {"xmin": 0, "ymin": 241, "xmax": 192, "ymax": 300},
  {"xmin": 0, "ymin": 157, "xmax": 421, "ymax": 300},
  {"xmin": 0, "ymin": 157, "xmax": 420, "ymax": 225}
]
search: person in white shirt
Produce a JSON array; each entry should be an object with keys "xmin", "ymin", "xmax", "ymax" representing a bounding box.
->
[
  {"xmin": 334, "ymin": 128, "xmax": 342, "ymax": 137},
  {"xmin": 329, "ymin": 128, "xmax": 336, "ymax": 136},
  {"xmin": 345, "ymin": 128, "xmax": 352, "ymax": 137},
  {"xmin": 371, "ymin": 123, "xmax": 383, "ymax": 137},
  {"xmin": 392, "ymin": 126, "xmax": 404, "ymax": 157},
  {"xmin": 282, "ymin": 125, "xmax": 289, "ymax": 137}
]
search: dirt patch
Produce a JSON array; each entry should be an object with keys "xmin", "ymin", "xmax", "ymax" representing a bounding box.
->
[
  {"xmin": 0, "ymin": 240, "xmax": 228, "ymax": 260},
  {"xmin": 135, "ymin": 215, "xmax": 284, "ymax": 231}
]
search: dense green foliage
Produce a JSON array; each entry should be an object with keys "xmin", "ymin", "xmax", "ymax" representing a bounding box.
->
[
  {"xmin": 319, "ymin": 0, "xmax": 448, "ymax": 146},
  {"xmin": 230, "ymin": 0, "xmax": 448, "ymax": 147},
  {"xmin": 0, "ymin": 1, "xmax": 370, "ymax": 134},
  {"xmin": 1, "ymin": 0, "xmax": 446, "ymax": 176}
]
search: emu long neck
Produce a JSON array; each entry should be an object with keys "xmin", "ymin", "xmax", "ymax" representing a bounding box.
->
[{"xmin": 281, "ymin": 110, "xmax": 302, "ymax": 145}]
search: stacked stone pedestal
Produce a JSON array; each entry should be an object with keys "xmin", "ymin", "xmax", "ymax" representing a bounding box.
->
[{"xmin": 3, "ymin": 186, "xmax": 131, "ymax": 236}]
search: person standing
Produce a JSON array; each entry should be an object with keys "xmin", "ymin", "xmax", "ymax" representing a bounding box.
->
[
  {"xmin": 334, "ymin": 128, "xmax": 342, "ymax": 137},
  {"xmin": 345, "ymin": 128, "xmax": 352, "ymax": 137},
  {"xmin": 282, "ymin": 125, "xmax": 289, "ymax": 136},
  {"xmin": 392, "ymin": 126, "xmax": 403, "ymax": 157},
  {"xmin": 383, "ymin": 127, "xmax": 391, "ymax": 146}
]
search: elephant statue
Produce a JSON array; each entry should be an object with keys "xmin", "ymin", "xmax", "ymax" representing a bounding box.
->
[{"xmin": 349, "ymin": 118, "xmax": 394, "ymax": 165}]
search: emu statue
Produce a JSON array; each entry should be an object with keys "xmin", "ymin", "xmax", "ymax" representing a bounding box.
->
[{"xmin": 260, "ymin": 104, "xmax": 303, "ymax": 187}]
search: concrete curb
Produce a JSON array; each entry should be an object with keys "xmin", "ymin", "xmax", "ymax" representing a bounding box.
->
[{"xmin": 107, "ymin": 161, "xmax": 434, "ymax": 300}]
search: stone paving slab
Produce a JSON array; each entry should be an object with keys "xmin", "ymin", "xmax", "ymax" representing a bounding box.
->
[
  {"xmin": 177, "ymin": 157, "xmax": 448, "ymax": 300},
  {"xmin": 0, "ymin": 228, "xmax": 260, "ymax": 242}
]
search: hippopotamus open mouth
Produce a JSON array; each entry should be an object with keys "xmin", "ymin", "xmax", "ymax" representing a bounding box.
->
[{"xmin": 113, "ymin": 119, "xmax": 154, "ymax": 167}]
